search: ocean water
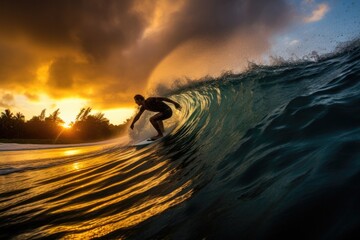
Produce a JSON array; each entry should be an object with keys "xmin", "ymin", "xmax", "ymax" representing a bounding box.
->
[{"xmin": 1, "ymin": 41, "xmax": 360, "ymax": 239}]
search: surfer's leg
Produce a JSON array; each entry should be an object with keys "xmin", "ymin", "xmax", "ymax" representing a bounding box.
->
[
  {"xmin": 149, "ymin": 109, "xmax": 172, "ymax": 140},
  {"xmin": 150, "ymin": 113, "xmax": 164, "ymax": 140},
  {"xmin": 158, "ymin": 121, "xmax": 165, "ymax": 133}
]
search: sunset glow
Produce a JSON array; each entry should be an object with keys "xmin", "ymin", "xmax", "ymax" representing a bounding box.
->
[
  {"xmin": 0, "ymin": 1, "xmax": 359, "ymax": 125},
  {"xmin": 61, "ymin": 122, "xmax": 72, "ymax": 129},
  {"xmin": 1, "ymin": 1, "xmax": 360, "ymax": 239}
]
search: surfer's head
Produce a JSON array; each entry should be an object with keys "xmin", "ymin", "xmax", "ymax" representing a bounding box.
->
[{"xmin": 134, "ymin": 94, "xmax": 145, "ymax": 105}]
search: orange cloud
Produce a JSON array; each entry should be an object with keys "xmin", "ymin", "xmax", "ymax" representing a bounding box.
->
[
  {"xmin": 0, "ymin": 92, "xmax": 14, "ymax": 108},
  {"xmin": 0, "ymin": 0, "xmax": 294, "ymax": 111},
  {"xmin": 304, "ymin": 3, "xmax": 330, "ymax": 23}
]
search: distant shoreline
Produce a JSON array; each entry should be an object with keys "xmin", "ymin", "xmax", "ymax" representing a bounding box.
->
[{"xmin": 0, "ymin": 138, "xmax": 101, "ymax": 145}]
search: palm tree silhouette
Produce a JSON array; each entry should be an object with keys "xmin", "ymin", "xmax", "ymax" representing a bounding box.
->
[
  {"xmin": 46, "ymin": 109, "xmax": 64, "ymax": 124},
  {"xmin": 1, "ymin": 109, "xmax": 13, "ymax": 120},
  {"xmin": 76, "ymin": 107, "xmax": 92, "ymax": 121},
  {"xmin": 1, "ymin": 109, "xmax": 15, "ymax": 138},
  {"xmin": 14, "ymin": 112, "xmax": 25, "ymax": 122}
]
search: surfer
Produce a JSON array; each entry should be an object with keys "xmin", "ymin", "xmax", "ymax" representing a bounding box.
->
[{"xmin": 130, "ymin": 94, "xmax": 181, "ymax": 140}]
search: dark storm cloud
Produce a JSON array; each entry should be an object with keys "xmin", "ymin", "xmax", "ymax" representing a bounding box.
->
[
  {"xmin": 0, "ymin": 0, "xmax": 146, "ymax": 59},
  {"xmin": 0, "ymin": 0, "xmax": 294, "ymax": 108},
  {"xmin": 48, "ymin": 57, "xmax": 75, "ymax": 89},
  {"xmin": 122, "ymin": 0, "xmax": 293, "ymax": 78},
  {"xmin": 171, "ymin": 0, "xmax": 291, "ymax": 41},
  {"xmin": 0, "ymin": 41, "xmax": 37, "ymax": 86}
]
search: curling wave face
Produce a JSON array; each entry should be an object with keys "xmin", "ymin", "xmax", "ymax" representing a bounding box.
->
[{"xmin": 1, "ymin": 41, "xmax": 360, "ymax": 239}]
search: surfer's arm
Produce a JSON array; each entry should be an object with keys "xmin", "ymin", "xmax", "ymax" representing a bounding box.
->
[
  {"xmin": 130, "ymin": 107, "xmax": 145, "ymax": 129},
  {"xmin": 159, "ymin": 97, "xmax": 182, "ymax": 110}
]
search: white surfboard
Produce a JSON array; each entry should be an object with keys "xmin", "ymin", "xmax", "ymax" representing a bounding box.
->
[
  {"xmin": 133, "ymin": 136, "xmax": 164, "ymax": 146},
  {"xmin": 132, "ymin": 126, "xmax": 176, "ymax": 147}
]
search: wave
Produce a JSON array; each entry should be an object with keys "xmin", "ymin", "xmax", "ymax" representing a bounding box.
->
[{"xmin": 1, "ymin": 41, "xmax": 360, "ymax": 239}]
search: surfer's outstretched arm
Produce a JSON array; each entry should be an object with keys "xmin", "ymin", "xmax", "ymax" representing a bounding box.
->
[
  {"xmin": 130, "ymin": 107, "xmax": 145, "ymax": 129},
  {"xmin": 159, "ymin": 97, "xmax": 182, "ymax": 110}
]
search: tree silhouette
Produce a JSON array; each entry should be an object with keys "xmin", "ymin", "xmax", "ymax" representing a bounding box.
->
[
  {"xmin": 1, "ymin": 109, "xmax": 13, "ymax": 119},
  {"xmin": 46, "ymin": 109, "xmax": 64, "ymax": 124},
  {"xmin": 14, "ymin": 112, "xmax": 25, "ymax": 121},
  {"xmin": 0, "ymin": 109, "xmax": 15, "ymax": 138},
  {"xmin": 13, "ymin": 112, "xmax": 25, "ymax": 138},
  {"xmin": 76, "ymin": 107, "xmax": 92, "ymax": 121},
  {"xmin": 1, "ymin": 107, "xmax": 128, "ymax": 143},
  {"xmin": 76, "ymin": 108, "xmax": 85, "ymax": 121},
  {"xmin": 39, "ymin": 109, "xmax": 46, "ymax": 121},
  {"xmin": 72, "ymin": 107, "xmax": 113, "ymax": 140}
]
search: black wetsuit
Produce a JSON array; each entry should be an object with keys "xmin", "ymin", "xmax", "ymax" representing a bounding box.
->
[{"xmin": 140, "ymin": 97, "xmax": 172, "ymax": 120}]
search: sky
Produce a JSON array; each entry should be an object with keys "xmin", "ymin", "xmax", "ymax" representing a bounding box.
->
[{"xmin": 0, "ymin": 0, "xmax": 359, "ymax": 125}]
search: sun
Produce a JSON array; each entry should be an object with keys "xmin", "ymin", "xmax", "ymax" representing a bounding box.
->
[{"xmin": 61, "ymin": 122, "xmax": 72, "ymax": 129}]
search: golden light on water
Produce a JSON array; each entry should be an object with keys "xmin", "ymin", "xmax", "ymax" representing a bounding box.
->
[
  {"xmin": 41, "ymin": 156, "xmax": 194, "ymax": 239},
  {"xmin": 72, "ymin": 162, "xmax": 81, "ymax": 170},
  {"xmin": 63, "ymin": 149, "xmax": 82, "ymax": 157},
  {"xmin": 48, "ymin": 180, "xmax": 194, "ymax": 239}
]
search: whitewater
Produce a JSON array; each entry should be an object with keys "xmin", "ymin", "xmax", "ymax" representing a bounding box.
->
[{"xmin": 1, "ymin": 42, "xmax": 360, "ymax": 239}]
